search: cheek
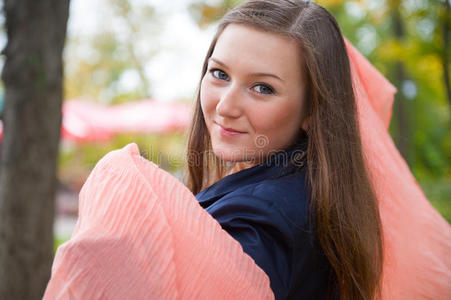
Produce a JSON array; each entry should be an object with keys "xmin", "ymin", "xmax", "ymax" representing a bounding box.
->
[
  {"xmin": 200, "ymin": 78, "xmax": 216, "ymax": 119},
  {"xmin": 260, "ymin": 102, "xmax": 302, "ymax": 129}
]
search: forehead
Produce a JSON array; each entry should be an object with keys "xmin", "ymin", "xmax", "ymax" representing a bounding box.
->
[{"xmin": 212, "ymin": 23, "xmax": 302, "ymax": 79}]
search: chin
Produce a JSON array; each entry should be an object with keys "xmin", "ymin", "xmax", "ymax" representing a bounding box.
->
[
  {"xmin": 210, "ymin": 146, "xmax": 239, "ymax": 161},
  {"xmin": 211, "ymin": 146, "xmax": 260, "ymax": 164},
  {"xmin": 212, "ymin": 149, "xmax": 240, "ymax": 162}
]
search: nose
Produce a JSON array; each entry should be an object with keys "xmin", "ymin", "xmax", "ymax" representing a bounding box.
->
[{"xmin": 216, "ymin": 83, "xmax": 242, "ymax": 118}]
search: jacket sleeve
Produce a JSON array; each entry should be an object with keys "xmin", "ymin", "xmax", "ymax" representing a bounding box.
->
[{"xmin": 206, "ymin": 191, "xmax": 314, "ymax": 300}]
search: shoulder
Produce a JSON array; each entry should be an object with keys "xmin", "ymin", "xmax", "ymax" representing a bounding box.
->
[
  {"xmin": 224, "ymin": 169, "xmax": 311, "ymax": 230},
  {"xmin": 210, "ymin": 169, "xmax": 332, "ymax": 299}
]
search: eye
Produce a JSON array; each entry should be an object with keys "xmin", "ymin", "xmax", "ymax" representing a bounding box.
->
[
  {"xmin": 252, "ymin": 83, "xmax": 275, "ymax": 95},
  {"xmin": 209, "ymin": 68, "xmax": 229, "ymax": 81}
]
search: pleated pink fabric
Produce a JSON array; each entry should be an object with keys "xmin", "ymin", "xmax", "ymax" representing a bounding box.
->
[
  {"xmin": 44, "ymin": 143, "xmax": 274, "ymax": 299},
  {"xmin": 346, "ymin": 40, "xmax": 451, "ymax": 299}
]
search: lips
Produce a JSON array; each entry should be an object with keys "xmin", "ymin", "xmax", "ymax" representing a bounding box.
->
[
  {"xmin": 215, "ymin": 122, "xmax": 246, "ymax": 133},
  {"xmin": 213, "ymin": 122, "xmax": 247, "ymax": 137}
]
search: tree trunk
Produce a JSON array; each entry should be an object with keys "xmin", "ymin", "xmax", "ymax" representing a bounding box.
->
[
  {"xmin": 390, "ymin": 0, "xmax": 412, "ymax": 167},
  {"xmin": 0, "ymin": 0, "xmax": 70, "ymax": 299}
]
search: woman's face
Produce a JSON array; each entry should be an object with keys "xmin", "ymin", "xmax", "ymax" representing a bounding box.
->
[{"xmin": 200, "ymin": 23, "xmax": 306, "ymax": 165}]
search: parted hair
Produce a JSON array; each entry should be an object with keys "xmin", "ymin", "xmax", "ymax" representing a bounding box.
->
[{"xmin": 185, "ymin": 1, "xmax": 384, "ymax": 299}]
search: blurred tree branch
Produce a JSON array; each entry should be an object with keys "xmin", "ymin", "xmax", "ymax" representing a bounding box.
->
[{"xmin": 440, "ymin": 0, "xmax": 450, "ymax": 106}]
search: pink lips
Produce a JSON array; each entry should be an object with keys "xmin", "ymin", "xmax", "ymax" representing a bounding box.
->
[{"xmin": 215, "ymin": 123, "xmax": 246, "ymax": 137}]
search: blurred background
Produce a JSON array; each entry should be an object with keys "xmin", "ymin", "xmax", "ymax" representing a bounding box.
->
[{"xmin": 0, "ymin": 0, "xmax": 449, "ymax": 256}]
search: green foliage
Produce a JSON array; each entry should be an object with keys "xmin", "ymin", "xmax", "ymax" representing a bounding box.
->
[
  {"xmin": 189, "ymin": 0, "xmax": 243, "ymax": 26},
  {"xmin": 64, "ymin": 0, "xmax": 160, "ymax": 103},
  {"xmin": 54, "ymin": 236, "xmax": 69, "ymax": 254},
  {"xmin": 321, "ymin": 0, "xmax": 450, "ymax": 181},
  {"xmin": 420, "ymin": 180, "xmax": 451, "ymax": 223},
  {"xmin": 320, "ymin": 0, "xmax": 451, "ymax": 221},
  {"xmin": 58, "ymin": 133, "xmax": 187, "ymax": 190}
]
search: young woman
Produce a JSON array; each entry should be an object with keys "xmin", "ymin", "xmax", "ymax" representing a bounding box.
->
[
  {"xmin": 187, "ymin": 1, "xmax": 382, "ymax": 299},
  {"xmin": 44, "ymin": 1, "xmax": 451, "ymax": 299}
]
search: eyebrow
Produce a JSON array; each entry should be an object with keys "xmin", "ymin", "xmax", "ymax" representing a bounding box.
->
[{"xmin": 208, "ymin": 57, "xmax": 284, "ymax": 82}]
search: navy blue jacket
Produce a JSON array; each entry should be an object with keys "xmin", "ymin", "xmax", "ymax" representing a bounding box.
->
[{"xmin": 195, "ymin": 138, "xmax": 338, "ymax": 299}]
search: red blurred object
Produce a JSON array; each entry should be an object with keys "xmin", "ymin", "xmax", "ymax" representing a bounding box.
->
[
  {"xmin": 0, "ymin": 99, "xmax": 192, "ymax": 142},
  {"xmin": 61, "ymin": 100, "xmax": 114, "ymax": 142},
  {"xmin": 0, "ymin": 99, "xmax": 192, "ymax": 143},
  {"xmin": 61, "ymin": 99, "xmax": 192, "ymax": 142}
]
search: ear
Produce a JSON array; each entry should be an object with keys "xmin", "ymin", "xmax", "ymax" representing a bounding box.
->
[{"xmin": 301, "ymin": 116, "xmax": 310, "ymax": 131}]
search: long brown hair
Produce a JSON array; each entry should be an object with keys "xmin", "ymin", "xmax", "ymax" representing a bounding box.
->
[{"xmin": 185, "ymin": 1, "xmax": 383, "ymax": 299}]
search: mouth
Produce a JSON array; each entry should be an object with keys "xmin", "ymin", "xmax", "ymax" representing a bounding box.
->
[{"xmin": 214, "ymin": 122, "xmax": 247, "ymax": 136}]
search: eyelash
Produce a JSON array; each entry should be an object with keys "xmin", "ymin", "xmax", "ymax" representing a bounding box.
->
[{"xmin": 208, "ymin": 68, "xmax": 276, "ymax": 95}]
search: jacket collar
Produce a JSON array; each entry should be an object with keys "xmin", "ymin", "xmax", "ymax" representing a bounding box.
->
[{"xmin": 195, "ymin": 135, "xmax": 308, "ymax": 204}]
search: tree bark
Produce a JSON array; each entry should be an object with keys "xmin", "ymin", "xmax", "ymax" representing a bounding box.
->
[
  {"xmin": 0, "ymin": 0, "xmax": 70, "ymax": 299},
  {"xmin": 390, "ymin": 0, "xmax": 412, "ymax": 167}
]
